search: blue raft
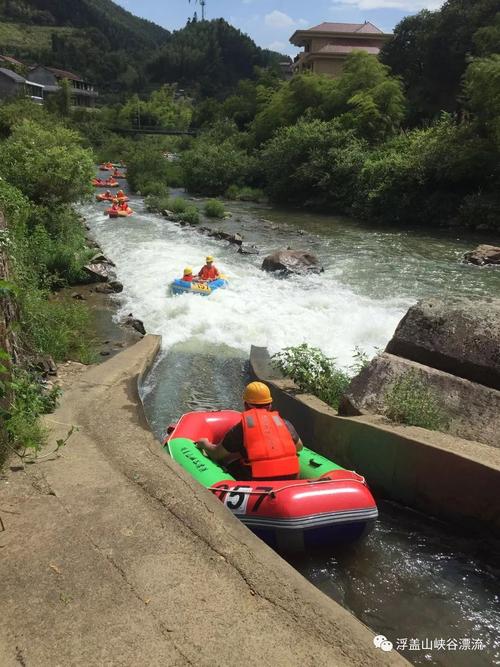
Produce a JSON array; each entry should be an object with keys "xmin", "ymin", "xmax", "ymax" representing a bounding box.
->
[{"xmin": 170, "ymin": 277, "xmax": 228, "ymax": 296}]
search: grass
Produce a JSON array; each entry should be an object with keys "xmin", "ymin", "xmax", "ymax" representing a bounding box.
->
[
  {"xmin": 177, "ymin": 206, "xmax": 200, "ymax": 225},
  {"xmin": 0, "ymin": 23, "xmax": 76, "ymax": 52},
  {"xmin": 384, "ymin": 371, "xmax": 449, "ymax": 431},
  {"xmin": 204, "ymin": 199, "xmax": 225, "ymax": 218}
]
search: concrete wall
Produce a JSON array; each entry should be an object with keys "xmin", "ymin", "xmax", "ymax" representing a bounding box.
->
[
  {"xmin": 250, "ymin": 346, "xmax": 500, "ymax": 533},
  {"xmin": 0, "ymin": 74, "xmax": 21, "ymax": 100},
  {"xmin": 313, "ymin": 58, "xmax": 345, "ymax": 77}
]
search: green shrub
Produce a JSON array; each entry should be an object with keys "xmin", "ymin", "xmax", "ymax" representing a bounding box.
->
[
  {"xmin": 272, "ymin": 343, "xmax": 351, "ymax": 410},
  {"xmin": 145, "ymin": 194, "xmax": 171, "ymax": 213},
  {"xmin": 167, "ymin": 197, "xmax": 189, "ymax": 214},
  {"xmin": 384, "ymin": 371, "xmax": 449, "ymax": 431},
  {"xmin": 204, "ymin": 199, "xmax": 226, "ymax": 218},
  {"xmin": 0, "ymin": 120, "xmax": 94, "ymax": 205},
  {"xmin": 225, "ymin": 185, "xmax": 264, "ymax": 202},
  {"xmin": 20, "ymin": 291, "xmax": 95, "ymax": 364},
  {"xmin": 177, "ymin": 206, "xmax": 200, "ymax": 225},
  {"xmin": 182, "ymin": 139, "xmax": 254, "ymax": 196},
  {"xmin": 3, "ymin": 368, "xmax": 61, "ymax": 456},
  {"xmin": 140, "ymin": 181, "xmax": 170, "ymax": 198}
]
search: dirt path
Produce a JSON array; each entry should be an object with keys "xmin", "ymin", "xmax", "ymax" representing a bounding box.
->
[{"xmin": 0, "ymin": 336, "xmax": 406, "ymax": 666}]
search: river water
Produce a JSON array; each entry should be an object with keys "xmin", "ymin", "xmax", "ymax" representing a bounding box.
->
[{"xmin": 82, "ymin": 189, "xmax": 500, "ymax": 666}]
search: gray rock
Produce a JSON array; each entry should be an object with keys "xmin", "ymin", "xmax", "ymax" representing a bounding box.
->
[
  {"xmin": 90, "ymin": 253, "xmax": 115, "ymax": 267},
  {"xmin": 83, "ymin": 262, "xmax": 115, "ymax": 283},
  {"xmin": 238, "ymin": 243, "xmax": 259, "ymax": 255},
  {"xmin": 262, "ymin": 249, "xmax": 324, "ymax": 276},
  {"xmin": 33, "ymin": 356, "xmax": 57, "ymax": 377},
  {"xmin": 339, "ymin": 352, "xmax": 500, "ymax": 448},
  {"xmin": 95, "ymin": 280, "xmax": 123, "ymax": 294},
  {"xmin": 71, "ymin": 292, "xmax": 86, "ymax": 300},
  {"xmin": 385, "ymin": 298, "xmax": 500, "ymax": 390},
  {"xmin": 463, "ymin": 245, "xmax": 500, "ymax": 266},
  {"xmin": 123, "ymin": 315, "xmax": 146, "ymax": 336},
  {"xmin": 207, "ymin": 230, "xmax": 243, "ymax": 245},
  {"xmin": 162, "ymin": 209, "xmax": 176, "ymax": 220}
]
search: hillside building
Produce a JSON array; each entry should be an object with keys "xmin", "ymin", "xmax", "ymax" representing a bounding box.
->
[
  {"xmin": 29, "ymin": 66, "xmax": 98, "ymax": 108},
  {"xmin": 290, "ymin": 22, "xmax": 390, "ymax": 78},
  {"xmin": 0, "ymin": 67, "xmax": 44, "ymax": 104}
]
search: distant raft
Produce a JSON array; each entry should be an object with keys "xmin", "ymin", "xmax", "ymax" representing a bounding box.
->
[
  {"xmin": 170, "ymin": 276, "xmax": 228, "ymax": 296},
  {"xmin": 106, "ymin": 207, "xmax": 134, "ymax": 218},
  {"xmin": 96, "ymin": 193, "xmax": 129, "ymax": 202},
  {"xmin": 92, "ymin": 178, "xmax": 119, "ymax": 188}
]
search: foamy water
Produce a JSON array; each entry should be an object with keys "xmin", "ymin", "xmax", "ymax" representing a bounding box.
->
[{"xmin": 82, "ymin": 196, "xmax": 408, "ymax": 367}]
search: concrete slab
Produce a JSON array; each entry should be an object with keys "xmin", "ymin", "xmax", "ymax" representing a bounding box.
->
[{"xmin": 0, "ymin": 336, "xmax": 406, "ymax": 667}]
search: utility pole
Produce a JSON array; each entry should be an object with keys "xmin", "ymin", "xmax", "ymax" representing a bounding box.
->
[{"xmin": 188, "ymin": 0, "xmax": 206, "ymax": 21}]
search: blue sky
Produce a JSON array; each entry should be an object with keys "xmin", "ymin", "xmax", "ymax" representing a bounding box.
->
[{"xmin": 116, "ymin": 0, "xmax": 444, "ymax": 55}]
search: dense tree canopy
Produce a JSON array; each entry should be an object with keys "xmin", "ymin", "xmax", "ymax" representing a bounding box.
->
[{"xmin": 382, "ymin": 0, "xmax": 500, "ymax": 122}]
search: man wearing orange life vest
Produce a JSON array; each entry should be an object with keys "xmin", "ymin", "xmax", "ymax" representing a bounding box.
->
[
  {"xmin": 197, "ymin": 255, "xmax": 220, "ymax": 282},
  {"xmin": 197, "ymin": 382, "xmax": 303, "ymax": 481}
]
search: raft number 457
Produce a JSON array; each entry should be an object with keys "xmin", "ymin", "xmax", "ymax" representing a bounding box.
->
[{"xmin": 212, "ymin": 485, "xmax": 273, "ymax": 515}]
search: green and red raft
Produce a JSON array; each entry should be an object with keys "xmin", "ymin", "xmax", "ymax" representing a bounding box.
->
[{"xmin": 164, "ymin": 410, "xmax": 378, "ymax": 551}]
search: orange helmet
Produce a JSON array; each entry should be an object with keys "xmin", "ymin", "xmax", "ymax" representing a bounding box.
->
[{"xmin": 243, "ymin": 381, "xmax": 272, "ymax": 405}]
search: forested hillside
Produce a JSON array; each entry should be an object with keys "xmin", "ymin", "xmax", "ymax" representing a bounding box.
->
[
  {"xmin": 0, "ymin": 2, "xmax": 283, "ymax": 98},
  {"xmin": 147, "ymin": 19, "xmax": 283, "ymax": 98}
]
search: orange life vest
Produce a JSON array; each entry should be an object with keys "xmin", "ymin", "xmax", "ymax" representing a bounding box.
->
[
  {"xmin": 241, "ymin": 409, "xmax": 299, "ymax": 480},
  {"xmin": 199, "ymin": 265, "xmax": 219, "ymax": 281}
]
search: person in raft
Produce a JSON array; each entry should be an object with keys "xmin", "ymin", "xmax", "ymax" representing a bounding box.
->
[
  {"xmin": 117, "ymin": 189, "xmax": 125, "ymax": 199},
  {"xmin": 182, "ymin": 267, "xmax": 194, "ymax": 282},
  {"xmin": 196, "ymin": 381, "xmax": 303, "ymax": 481},
  {"xmin": 197, "ymin": 255, "xmax": 220, "ymax": 282}
]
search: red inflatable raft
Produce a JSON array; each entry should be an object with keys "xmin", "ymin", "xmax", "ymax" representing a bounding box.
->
[{"xmin": 165, "ymin": 410, "xmax": 378, "ymax": 551}]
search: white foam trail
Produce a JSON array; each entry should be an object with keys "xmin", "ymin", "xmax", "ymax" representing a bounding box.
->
[{"xmin": 82, "ymin": 198, "xmax": 409, "ymax": 367}]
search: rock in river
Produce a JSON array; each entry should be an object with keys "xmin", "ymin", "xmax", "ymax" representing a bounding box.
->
[
  {"xmin": 83, "ymin": 261, "xmax": 115, "ymax": 283},
  {"xmin": 463, "ymin": 245, "xmax": 500, "ymax": 266},
  {"xmin": 262, "ymin": 249, "xmax": 323, "ymax": 276}
]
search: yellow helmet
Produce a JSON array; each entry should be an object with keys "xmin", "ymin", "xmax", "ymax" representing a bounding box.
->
[
  {"xmin": 206, "ymin": 255, "xmax": 214, "ymax": 263},
  {"xmin": 243, "ymin": 381, "xmax": 272, "ymax": 405},
  {"xmin": 183, "ymin": 267, "xmax": 193, "ymax": 275}
]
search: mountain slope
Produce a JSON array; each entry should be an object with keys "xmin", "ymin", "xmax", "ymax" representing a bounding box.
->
[{"xmin": 0, "ymin": 0, "xmax": 169, "ymax": 49}]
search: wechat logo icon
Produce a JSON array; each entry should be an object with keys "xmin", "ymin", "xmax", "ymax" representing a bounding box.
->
[{"xmin": 374, "ymin": 635, "xmax": 394, "ymax": 652}]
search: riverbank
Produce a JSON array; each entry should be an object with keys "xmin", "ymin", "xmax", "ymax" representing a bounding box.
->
[{"xmin": 0, "ymin": 336, "xmax": 405, "ymax": 666}]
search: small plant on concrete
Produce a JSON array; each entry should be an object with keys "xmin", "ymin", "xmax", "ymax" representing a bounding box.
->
[
  {"xmin": 384, "ymin": 371, "xmax": 449, "ymax": 431},
  {"xmin": 272, "ymin": 343, "xmax": 350, "ymax": 410},
  {"xmin": 204, "ymin": 199, "xmax": 226, "ymax": 218}
]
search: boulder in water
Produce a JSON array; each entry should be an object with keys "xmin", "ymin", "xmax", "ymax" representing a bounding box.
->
[
  {"xmin": 123, "ymin": 314, "xmax": 146, "ymax": 336},
  {"xmin": 83, "ymin": 262, "xmax": 115, "ymax": 283},
  {"xmin": 238, "ymin": 243, "xmax": 259, "ymax": 255},
  {"xmin": 261, "ymin": 249, "xmax": 323, "ymax": 276},
  {"xmin": 463, "ymin": 245, "xmax": 500, "ymax": 266}
]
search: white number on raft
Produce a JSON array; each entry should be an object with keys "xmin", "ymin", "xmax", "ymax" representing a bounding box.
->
[{"xmin": 224, "ymin": 486, "xmax": 252, "ymax": 514}]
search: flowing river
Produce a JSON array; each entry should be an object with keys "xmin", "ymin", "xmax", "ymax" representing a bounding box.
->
[{"xmin": 82, "ymin": 188, "xmax": 500, "ymax": 666}]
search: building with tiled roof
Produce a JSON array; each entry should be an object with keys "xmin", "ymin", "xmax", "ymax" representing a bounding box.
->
[
  {"xmin": 290, "ymin": 21, "xmax": 391, "ymax": 78},
  {"xmin": 0, "ymin": 67, "xmax": 44, "ymax": 104},
  {"xmin": 29, "ymin": 65, "xmax": 98, "ymax": 108}
]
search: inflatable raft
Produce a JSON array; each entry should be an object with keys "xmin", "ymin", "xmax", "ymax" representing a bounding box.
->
[
  {"xmin": 92, "ymin": 178, "xmax": 119, "ymax": 188},
  {"xmin": 170, "ymin": 277, "xmax": 228, "ymax": 296},
  {"xmin": 112, "ymin": 171, "xmax": 126, "ymax": 179},
  {"xmin": 106, "ymin": 207, "xmax": 134, "ymax": 218},
  {"xmin": 96, "ymin": 193, "xmax": 129, "ymax": 202},
  {"xmin": 165, "ymin": 410, "xmax": 378, "ymax": 551}
]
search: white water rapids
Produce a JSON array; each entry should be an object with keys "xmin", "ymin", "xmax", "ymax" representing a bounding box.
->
[{"xmin": 82, "ymin": 196, "xmax": 408, "ymax": 367}]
